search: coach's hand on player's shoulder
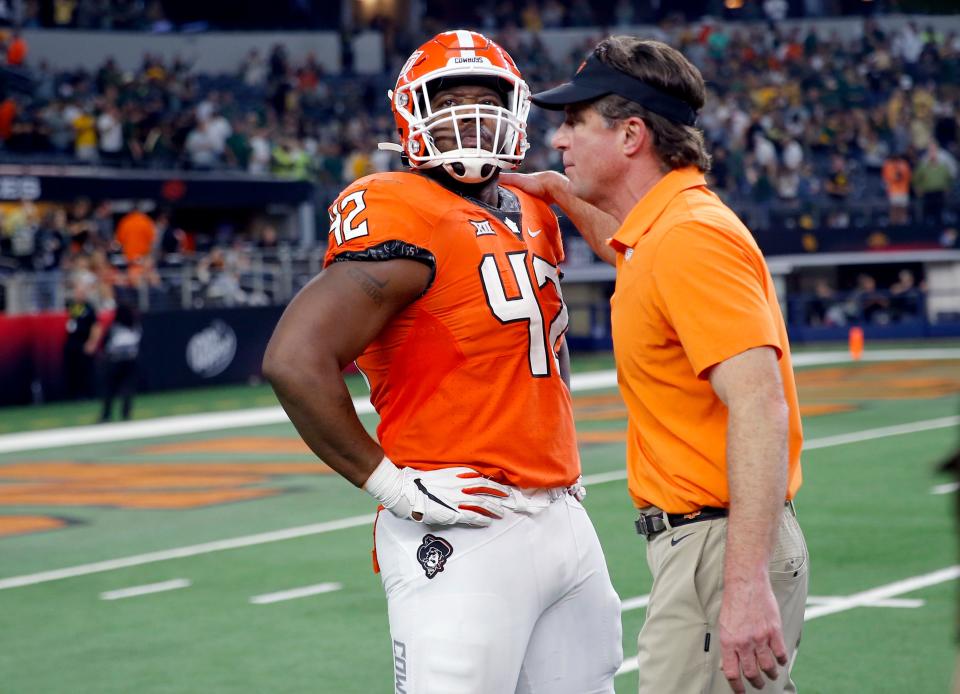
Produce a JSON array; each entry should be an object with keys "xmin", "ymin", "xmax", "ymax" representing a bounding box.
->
[
  {"xmin": 718, "ymin": 576, "xmax": 788, "ymax": 693},
  {"xmin": 363, "ymin": 457, "xmax": 511, "ymax": 527},
  {"xmin": 500, "ymin": 170, "xmax": 570, "ymax": 207}
]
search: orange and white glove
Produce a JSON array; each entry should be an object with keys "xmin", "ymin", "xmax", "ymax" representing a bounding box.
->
[{"xmin": 363, "ymin": 457, "xmax": 510, "ymax": 527}]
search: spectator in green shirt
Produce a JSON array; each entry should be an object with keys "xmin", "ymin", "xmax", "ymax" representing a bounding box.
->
[
  {"xmin": 225, "ymin": 116, "xmax": 252, "ymax": 171},
  {"xmin": 912, "ymin": 142, "xmax": 956, "ymax": 224}
]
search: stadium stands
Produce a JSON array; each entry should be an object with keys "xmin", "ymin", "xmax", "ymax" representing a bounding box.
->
[
  {"xmin": 0, "ymin": 6, "xmax": 958, "ymax": 341},
  {"xmin": 0, "ymin": 16, "xmax": 956, "ymax": 208}
]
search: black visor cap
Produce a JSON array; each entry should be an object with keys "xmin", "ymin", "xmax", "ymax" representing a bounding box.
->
[{"xmin": 530, "ymin": 55, "xmax": 698, "ymax": 127}]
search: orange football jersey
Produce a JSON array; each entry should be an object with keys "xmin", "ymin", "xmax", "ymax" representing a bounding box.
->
[{"xmin": 323, "ymin": 171, "xmax": 579, "ymax": 489}]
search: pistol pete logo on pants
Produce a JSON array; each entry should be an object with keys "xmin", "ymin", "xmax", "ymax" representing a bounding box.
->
[{"xmin": 416, "ymin": 534, "xmax": 453, "ymax": 579}]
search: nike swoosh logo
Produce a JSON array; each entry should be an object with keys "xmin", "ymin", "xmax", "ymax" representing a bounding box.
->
[
  {"xmin": 670, "ymin": 534, "xmax": 693, "ymax": 546},
  {"xmin": 414, "ymin": 478, "xmax": 456, "ymax": 511},
  {"xmin": 528, "ymin": 228, "xmax": 542, "ymax": 237}
]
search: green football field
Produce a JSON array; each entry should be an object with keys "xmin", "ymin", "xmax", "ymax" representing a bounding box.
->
[{"xmin": 1, "ymin": 347, "xmax": 958, "ymax": 694}]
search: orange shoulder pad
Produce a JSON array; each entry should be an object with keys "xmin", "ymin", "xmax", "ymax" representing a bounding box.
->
[{"xmin": 324, "ymin": 172, "xmax": 438, "ymax": 268}]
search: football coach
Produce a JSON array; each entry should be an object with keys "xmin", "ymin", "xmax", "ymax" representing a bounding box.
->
[{"xmin": 503, "ymin": 36, "xmax": 809, "ymax": 694}]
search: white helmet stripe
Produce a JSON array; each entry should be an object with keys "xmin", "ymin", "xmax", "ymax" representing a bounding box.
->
[{"xmin": 455, "ymin": 30, "xmax": 476, "ymax": 58}]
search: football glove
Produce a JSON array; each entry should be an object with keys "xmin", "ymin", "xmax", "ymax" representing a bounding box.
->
[{"xmin": 363, "ymin": 457, "xmax": 511, "ymax": 527}]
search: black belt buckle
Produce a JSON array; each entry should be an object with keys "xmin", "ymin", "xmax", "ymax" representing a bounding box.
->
[{"xmin": 635, "ymin": 512, "xmax": 666, "ymax": 538}]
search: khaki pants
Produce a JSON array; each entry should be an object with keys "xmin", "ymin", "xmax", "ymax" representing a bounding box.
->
[{"xmin": 636, "ymin": 505, "xmax": 808, "ymax": 694}]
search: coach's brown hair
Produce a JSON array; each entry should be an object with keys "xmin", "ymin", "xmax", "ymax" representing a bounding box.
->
[{"xmin": 591, "ymin": 36, "xmax": 711, "ymax": 173}]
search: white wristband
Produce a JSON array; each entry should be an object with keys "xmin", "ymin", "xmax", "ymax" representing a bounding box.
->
[{"xmin": 362, "ymin": 456, "xmax": 404, "ymax": 509}]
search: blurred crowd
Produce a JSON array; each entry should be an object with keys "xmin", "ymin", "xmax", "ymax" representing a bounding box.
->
[
  {"xmin": 799, "ymin": 269, "xmax": 928, "ymax": 327},
  {"xmin": 507, "ymin": 17, "xmax": 960, "ymax": 228},
  {"xmin": 0, "ymin": 196, "xmax": 289, "ymax": 312},
  {"xmin": 19, "ymin": 0, "xmax": 168, "ymax": 31},
  {"xmin": 0, "ymin": 12, "xmax": 958, "ymax": 325},
  {"xmin": 18, "ymin": 0, "xmax": 335, "ymax": 31},
  {"xmin": 14, "ymin": 0, "xmax": 902, "ymax": 33},
  {"xmin": 465, "ymin": 0, "xmax": 786, "ymax": 30},
  {"xmin": 0, "ymin": 17, "xmax": 956, "ymax": 230},
  {"xmin": 0, "ymin": 44, "xmax": 353, "ymax": 180}
]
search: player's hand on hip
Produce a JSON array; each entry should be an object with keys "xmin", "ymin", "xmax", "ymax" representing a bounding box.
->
[
  {"xmin": 363, "ymin": 457, "xmax": 510, "ymax": 527},
  {"xmin": 499, "ymin": 170, "xmax": 570, "ymax": 207},
  {"xmin": 718, "ymin": 576, "xmax": 788, "ymax": 693}
]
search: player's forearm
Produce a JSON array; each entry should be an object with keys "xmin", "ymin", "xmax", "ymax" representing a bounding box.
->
[
  {"xmin": 723, "ymin": 393, "xmax": 789, "ymax": 582},
  {"xmin": 552, "ymin": 188, "xmax": 619, "ymax": 266},
  {"xmin": 264, "ymin": 354, "xmax": 382, "ymax": 488}
]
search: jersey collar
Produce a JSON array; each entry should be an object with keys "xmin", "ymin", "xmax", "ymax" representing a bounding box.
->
[
  {"xmin": 415, "ymin": 170, "xmax": 525, "ymax": 238},
  {"xmin": 609, "ymin": 167, "xmax": 707, "ymax": 251}
]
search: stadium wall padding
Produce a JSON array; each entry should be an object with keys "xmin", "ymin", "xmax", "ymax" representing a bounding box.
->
[
  {"xmin": 3, "ymin": 304, "xmax": 958, "ymax": 406},
  {"xmin": 135, "ymin": 306, "xmax": 280, "ymax": 393},
  {"xmin": 0, "ymin": 306, "xmax": 285, "ymax": 406},
  {"xmin": 0, "ymin": 313, "xmax": 69, "ymax": 406}
]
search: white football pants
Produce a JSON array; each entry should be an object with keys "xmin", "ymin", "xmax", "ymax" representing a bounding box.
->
[{"xmin": 375, "ymin": 489, "xmax": 623, "ymax": 694}]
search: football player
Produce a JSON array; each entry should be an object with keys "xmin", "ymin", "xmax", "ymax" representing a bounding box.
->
[{"xmin": 263, "ymin": 30, "xmax": 622, "ymax": 693}]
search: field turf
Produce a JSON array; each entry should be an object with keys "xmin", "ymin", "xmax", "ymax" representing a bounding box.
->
[{"xmin": 0, "ymin": 347, "xmax": 958, "ymax": 693}]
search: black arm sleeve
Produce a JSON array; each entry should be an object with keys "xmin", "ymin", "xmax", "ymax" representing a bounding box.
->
[{"xmin": 331, "ymin": 240, "xmax": 437, "ymax": 296}]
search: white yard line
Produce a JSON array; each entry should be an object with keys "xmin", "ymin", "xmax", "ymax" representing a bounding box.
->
[
  {"xmin": 580, "ymin": 416, "xmax": 960, "ymax": 489},
  {"xmin": 0, "ymin": 401, "xmax": 373, "ymax": 455},
  {"xmin": 804, "ymin": 596, "xmax": 924, "ymax": 609},
  {"xmin": 615, "ymin": 565, "xmax": 960, "ymax": 676},
  {"xmin": 1, "ymin": 414, "xmax": 955, "ymax": 591},
  {"xmin": 569, "ymin": 370, "xmax": 617, "ymax": 391},
  {"xmin": 0, "ymin": 377, "xmax": 615, "ymax": 454},
  {"xmin": 581, "ymin": 470, "xmax": 629, "ymax": 485},
  {"xmin": 620, "ymin": 594, "xmax": 924, "ymax": 613},
  {"xmin": 620, "ymin": 595, "xmax": 651, "ymax": 611},
  {"xmin": 791, "ymin": 348, "xmax": 960, "ymax": 367},
  {"xmin": 803, "ymin": 416, "xmax": 960, "ymax": 450},
  {"xmin": 2, "ymin": 348, "xmax": 958, "ymax": 455},
  {"xmin": 249, "ymin": 582, "xmax": 342, "ymax": 605},
  {"xmin": 99, "ymin": 578, "xmax": 190, "ymax": 601},
  {"xmin": 0, "ymin": 515, "xmax": 374, "ymax": 591},
  {"xmin": 932, "ymin": 482, "xmax": 960, "ymax": 495},
  {"xmin": 803, "ymin": 565, "xmax": 960, "ymax": 620}
]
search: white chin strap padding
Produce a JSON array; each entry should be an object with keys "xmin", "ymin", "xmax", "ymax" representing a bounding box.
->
[{"xmin": 441, "ymin": 158, "xmax": 498, "ymax": 183}]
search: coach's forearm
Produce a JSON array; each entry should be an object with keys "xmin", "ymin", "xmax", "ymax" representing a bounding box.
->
[
  {"xmin": 501, "ymin": 171, "xmax": 619, "ymax": 265},
  {"xmin": 264, "ymin": 354, "xmax": 382, "ymax": 488},
  {"xmin": 552, "ymin": 188, "xmax": 619, "ymax": 266},
  {"xmin": 723, "ymin": 393, "xmax": 789, "ymax": 582}
]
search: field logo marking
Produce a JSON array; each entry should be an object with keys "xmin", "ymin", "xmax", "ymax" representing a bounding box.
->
[{"xmin": 1, "ymin": 414, "xmax": 957, "ymax": 591}]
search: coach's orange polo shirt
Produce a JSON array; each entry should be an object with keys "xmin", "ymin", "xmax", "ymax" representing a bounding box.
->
[{"xmin": 608, "ymin": 167, "xmax": 803, "ymax": 513}]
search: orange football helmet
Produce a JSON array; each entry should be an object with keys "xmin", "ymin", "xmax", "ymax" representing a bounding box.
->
[{"xmin": 381, "ymin": 30, "xmax": 531, "ymax": 183}]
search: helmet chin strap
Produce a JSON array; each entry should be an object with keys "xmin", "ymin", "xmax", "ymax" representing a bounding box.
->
[
  {"xmin": 441, "ymin": 159, "xmax": 498, "ymax": 184},
  {"xmin": 443, "ymin": 161, "xmax": 497, "ymax": 183}
]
